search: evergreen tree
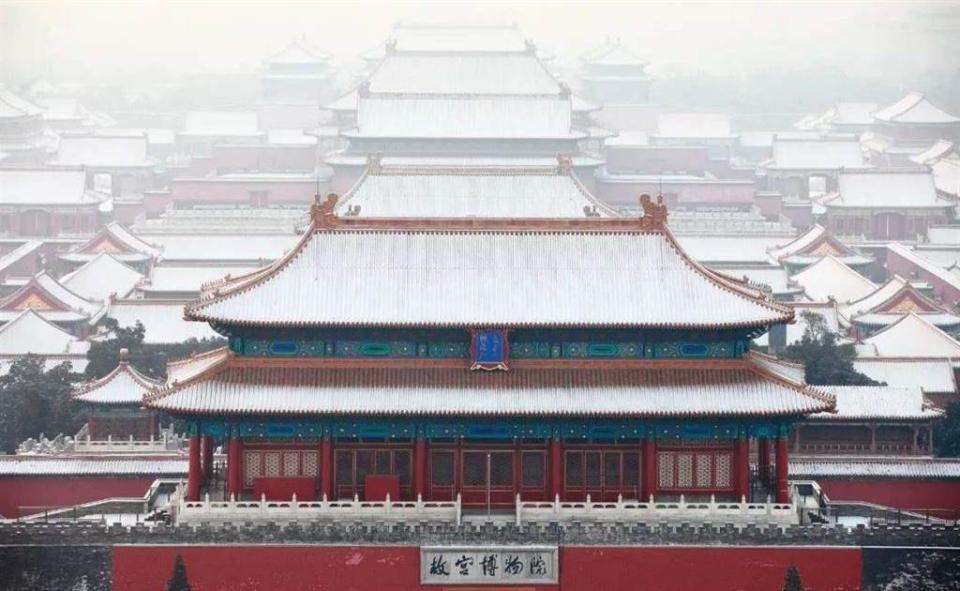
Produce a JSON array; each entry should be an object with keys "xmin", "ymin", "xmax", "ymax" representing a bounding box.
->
[
  {"xmin": 782, "ymin": 311, "xmax": 880, "ymax": 386},
  {"xmin": 166, "ymin": 554, "xmax": 191, "ymax": 591},
  {"xmin": 782, "ymin": 566, "xmax": 804, "ymax": 591},
  {"xmin": 0, "ymin": 356, "xmax": 82, "ymax": 453}
]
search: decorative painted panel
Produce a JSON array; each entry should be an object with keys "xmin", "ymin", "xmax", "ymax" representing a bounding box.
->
[
  {"xmin": 283, "ymin": 452, "xmax": 300, "ymax": 476},
  {"xmin": 676, "ymin": 454, "xmax": 694, "ymax": 487},
  {"xmin": 302, "ymin": 451, "xmax": 319, "ymax": 477},
  {"xmin": 264, "ymin": 452, "xmax": 281, "ymax": 477},
  {"xmin": 653, "ymin": 341, "xmax": 736, "ymax": 359},
  {"xmin": 511, "ymin": 339, "xmax": 744, "ymax": 359},
  {"xmin": 657, "ymin": 452, "xmax": 674, "ymax": 488},
  {"xmin": 562, "ymin": 342, "xmax": 643, "ymax": 358},
  {"xmin": 244, "ymin": 450, "xmax": 261, "ymax": 487},
  {"xmin": 472, "ymin": 329, "xmax": 509, "ymax": 370},
  {"xmin": 715, "ymin": 453, "xmax": 732, "ymax": 488},
  {"xmin": 231, "ymin": 337, "xmax": 468, "ymax": 358},
  {"xmin": 695, "ymin": 453, "xmax": 712, "ymax": 488}
]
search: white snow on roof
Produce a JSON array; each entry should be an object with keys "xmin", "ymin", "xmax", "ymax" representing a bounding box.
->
[
  {"xmin": 926, "ymin": 225, "xmax": 960, "ymax": 245},
  {"xmin": 754, "ymin": 303, "xmax": 839, "ymax": 348},
  {"xmin": 887, "ymin": 243, "xmax": 960, "ymax": 294},
  {"xmin": 911, "ymin": 140, "xmax": 955, "ymax": 166},
  {"xmin": 74, "ymin": 361, "xmax": 160, "ymax": 405},
  {"xmin": 0, "ymin": 169, "xmax": 100, "ymax": 206},
  {"xmin": 673, "ymin": 235, "xmax": 783, "ymax": 265},
  {"xmin": 390, "ymin": 24, "xmax": 528, "ymax": 53},
  {"xmin": 842, "ymin": 276, "xmax": 910, "ymax": 320},
  {"xmin": 655, "ymin": 113, "xmax": 733, "ymax": 139},
  {"xmin": 181, "ymin": 111, "xmax": 260, "ymax": 137},
  {"xmin": 720, "ymin": 266, "xmax": 795, "ymax": 295},
  {"xmin": 0, "ymin": 456, "xmax": 187, "ymax": 476},
  {"xmin": 264, "ymin": 38, "xmax": 329, "ymax": 64},
  {"xmin": 831, "ymin": 172, "xmax": 948, "ymax": 209},
  {"xmin": 60, "ymin": 253, "xmax": 144, "ymax": 302},
  {"xmin": 791, "ymin": 255, "xmax": 876, "ymax": 304},
  {"xmin": 873, "ymin": 92, "xmax": 960, "ymax": 125},
  {"xmin": 338, "ymin": 169, "xmax": 610, "ymax": 218},
  {"xmin": 0, "ymin": 309, "xmax": 89, "ymax": 355},
  {"xmin": 36, "ymin": 97, "xmax": 90, "ymax": 122},
  {"xmin": 351, "ymin": 96, "xmax": 579, "ymax": 139},
  {"xmin": 0, "ymin": 271, "xmax": 103, "ymax": 320},
  {"xmin": 853, "ymin": 358, "xmax": 956, "ymax": 394},
  {"xmin": 862, "ymin": 312, "xmax": 960, "ymax": 358},
  {"xmin": 769, "ymin": 139, "xmax": 865, "ymax": 170},
  {"xmin": 107, "ymin": 300, "xmax": 220, "ymax": 345},
  {"xmin": 50, "ymin": 135, "xmax": 153, "ymax": 168},
  {"xmin": 188, "ymin": 228, "xmax": 790, "ymax": 328},
  {"xmin": 0, "ymin": 240, "xmax": 43, "ymax": 274},
  {"xmin": 790, "ymin": 457, "xmax": 960, "ymax": 479},
  {"xmin": 932, "ymin": 157, "xmax": 960, "ymax": 198},
  {"xmin": 266, "ymin": 129, "xmax": 317, "ymax": 146},
  {"xmin": 809, "ymin": 385, "xmax": 940, "ymax": 420},
  {"xmin": 584, "ymin": 41, "xmax": 646, "ymax": 66},
  {"xmin": 768, "ymin": 225, "xmax": 825, "ymax": 260},
  {"xmin": 827, "ymin": 102, "xmax": 879, "ymax": 126},
  {"xmin": 0, "ymin": 90, "xmax": 42, "ymax": 118},
  {"xmin": 141, "ymin": 265, "xmax": 257, "ymax": 294},
  {"xmin": 148, "ymin": 234, "xmax": 294, "ymax": 263},
  {"xmin": 368, "ymin": 54, "xmax": 560, "ymax": 95}
]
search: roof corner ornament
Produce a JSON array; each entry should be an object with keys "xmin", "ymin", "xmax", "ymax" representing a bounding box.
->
[
  {"xmin": 556, "ymin": 153, "xmax": 572, "ymax": 174},
  {"xmin": 557, "ymin": 81, "xmax": 571, "ymax": 99},
  {"xmin": 311, "ymin": 193, "xmax": 340, "ymax": 229},
  {"xmin": 524, "ymin": 39, "xmax": 536, "ymax": 55},
  {"xmin": 119, "ymin": 347, "xmax": 130, "ymax": 363},
  {"xmin": 639, "ymin": 193, "xmax": 669, "ymax": 230},
  {"xmin": 358, "ymin": 80, "xmax": 371, "ymax": 98},
  {"xmin": 385, "ymin": 38, "xmax": 398, "ymax": 55}
]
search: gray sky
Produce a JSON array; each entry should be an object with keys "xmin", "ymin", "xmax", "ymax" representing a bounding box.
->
[{"xmin": 2, "ymin": 0, "xmax": 959, "ymax": 82}]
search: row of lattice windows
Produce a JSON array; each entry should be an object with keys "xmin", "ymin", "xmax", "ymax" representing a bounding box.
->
[
  {"xmin": 657, "ymin": 451, "xmax": 732, "ymax": 490},
  {"xmin": 244, "ymin": 450, "xmax": 319, "ymax": 487}
]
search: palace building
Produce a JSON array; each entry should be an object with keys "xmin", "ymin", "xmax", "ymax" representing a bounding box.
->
[{"xmin": 145, "ymin": 194, "xmax": 833, "ymax": 511}]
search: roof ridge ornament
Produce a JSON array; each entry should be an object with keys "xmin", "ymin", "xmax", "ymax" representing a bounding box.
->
[
  {"xmin": 639, "ymin": 193, "xmax": 669, "ymax": 230},
  {"xmin": 556, "ymin": 153, "xmax": 572, "ymax": 174},
  {"xmin": 310, "ymin": 193, "xmax": 340, "ymax": 229},
  {"xmin": 368, "ymin": 152, "xmax": 382, "ymax": 174}
]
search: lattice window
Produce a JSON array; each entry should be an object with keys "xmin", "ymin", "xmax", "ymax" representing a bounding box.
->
[
  {"xmin": 283, "ymin": 452, "xmax": 300, "ymax": 477},
  {"xmin": 264, "ymin": 452, "xmax": 281, "ymax": 477},
  {"xmin": 695, "ymin": 454, "xmax": 712, "ymax": 488},
  {"xmin": 657, "ymin": 452, "xmax": 674, "ymax": 488},
  {"xmin": 244, "ymin": 451, "xmax": 261, "ymax": 487},
  {"xmin": 715, "ymin": 453, "xmax": 732, "ymax": 488},
  {"xmin": 677, "ymin": 454, "xmax": 693, "ymax": 488},
  {"xmin": 302, "ymin": 451, "xmax": 319, "ymax": 477}
]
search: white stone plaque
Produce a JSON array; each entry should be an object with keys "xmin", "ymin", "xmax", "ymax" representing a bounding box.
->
[{"xmin": 420, "ymin": 545, "xmax": 558, "ymax": 585}]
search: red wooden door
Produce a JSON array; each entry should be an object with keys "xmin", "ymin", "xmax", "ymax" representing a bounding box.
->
[{"xmin": 564, "ymin": 449, "xmax": 642, "ymax": 502}]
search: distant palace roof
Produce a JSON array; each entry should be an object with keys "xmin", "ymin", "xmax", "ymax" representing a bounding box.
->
[
  {"xmin": 808, "ymin": 385, "xmax": 941, "ymax": 421},
  {"xmin": 0, "ymin": 89, "xmax": 42, "ymax": 119},
  {"xmin": 0, "ymin": 169, "xmax": 102, "ymax": 207},
  {"xmin": 146, "ymin": 349, "xmax": 831, "ymax": 418},
  {"xmin": 60, "ymin": 253, "xmax": 144, "ymax": 302},
  {"xmin": 0, "ymin": 271, "xmax": 104, "ymax": 325},
  {"xmin": 873, "ymin": 92, "xmax": 960, "ymax": 125},
  {"xmin": 0, "ymin": 309, "xmax": 89, "ymax": 356},
  {"xmin": 768, "ymin": 225, "xmax": 872, "ymax": 268},
  {"xmin": 185, "ymin": 195, "xmax": 792, "ymax": 330},
  {"xmin": 842, "ymin": 275, "xmax": 960, "ymax": 330},
  {"xmin": 366, "ymin": 54, "xmax": 561, "ymax": 95},
  {"xmin": 826, "ymin": 171, "xmax": 950, "ymax": 210},
  {"xmin": 49, "ymin": 134, "xmax": 155, "ymax": 168},
  {"xmin": 860, "ymin": 312, "xmax": 960, "ymax": 358},
  {"xmin": 790, "ymin": 255, "xmax": 877, "ymax": 304},
  {"xmin": 766, "ymin": 138, "xmax": 866, "ymax": 171},
  {"xmin": 73, "ymin": 355, "xmax": 160, "ymax": 406},
  {"xmin": 336, "ymin": 160, "xmax": 614, "ymax": 219},
  {"xmin": 388, "ymin": 22, "xmax": 530, "ymax": 54},
  {"xmin": 61, "ymin": 222, "xmax": 162, "ymax": 265}
]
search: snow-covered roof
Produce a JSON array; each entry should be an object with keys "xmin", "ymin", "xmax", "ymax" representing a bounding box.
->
[
  {"xmin": 186, "ymin": 213, "xmax": 792, "ymax": 329},
  {"xmin": 925, "ymin": 225, "xmax": 960, "ymax": 244},
  {"xmin": 825, "ymin": 102, "xmax": 879, "ymax": 126},
  {"xmin": 348, "ymin": 95, "xmax": 581, "ymax": 140},
  {"xmin": 716, "ymin": 266, "xmax": 797, "ymax": 296},
  {"xmin": 367, "ymin": 54, "xmax": 560, "ymax": 95},
  {"xmin": 336, "ymin": 165, "xmax": 613, "ymax": 218},
  {"xmin": 583, "ymin": 40, "xmax": 646, "ymax": 67},
  {"xmin": 911, "ymin": 140, "xmax": 956, "ymax": 166},
  {"xmin": 35, "ymin": 97, "xmax": 90, "ymax": 123},
  {"xmin": 148, "ymin": 234, "xmax": 294, "ymax": 263},
  {"xmin": 887, "ymin": 243, "xmax": 960, "ymax": 295},
  {"xmin": 0, "ymin": 240, "xmax": 43, "ymax": 275},
  {"xmin": 829, "ymin": 171, "xmax": 949, "ymax": 210},
  {"xmin": 673, "ymin": 235, "xmax": 783, "ymax": 265},
  {"xmin": 654, "ymin": 114, "xmax": 733, "ymax": 139},
  {"xmin": 324, "ymin": 154, "xmax": 604, "ymax": 169},
  {"xmin": 180, "ymin": 111, "xmax": 260, "ymax": 137},
  {"xmin": 139, "ymin": 265, "xmax": 257, "ymax": 295},
  {"xmin": 60, "ymin": 253, "xmax": 143, "ymax": 301},
  {"xmin": 0, "ymin": 89, "xmax": 42, "ymax": 119},
  {"xmin": 843, "ymin": 276, "xmax": 959, "ymax": 328},
  {"xmin": 0, "ymin": 456, "xmax": 187, "ymax": 476},
  {"xmin": 790, "ymin": 255, "xmax": 877, "ymax": 304},
  {"xmin": 808, "ymin": 385, "xmax": 941, "ymax": 421},
  {"xmin": 264, "ymin": 38, "xmax": 330, "ymax": 65},
  {"xmin": 49, "ymin": 135, "xmax": 154, "ymax": 168},
  {"xmin": 853, "ymin": 358, "xmax": 956, "ymax": 394},
  {"xmin": 0, "ymin": 271, "xmax": 104, "ymax": 324},
  {"xmin": 767, "ymin": 138, "xmax": 865, "ymax": 170},
  {"xmin": 0, "ymin": 169, "xmax": 101, "ymax": 206},
  {"xmin": 0, "ymin": 309, "xmax": 89, "ymax": 356},
  {"xmin": 861, "ymin": 312, "xmax": 960, "ymax": 358},
  {"xmin": 106, "ymin": 300, "xmax": 221, "ymax": 345},
  {"xmin": 790, "ymin": 457, "xmax": 960, "ymax": 479},
  {"xmin": 73, "ymin": 360, "xmax": 160, "ymax": 406},
  {"xmin": 389, "ymin": 23, "xmax": 529, "ymax": 53},
  {"xmin": 266, "ymin": 129, "xmax": 317, "ymax": 146},
  {"xmin": 873, "ymin": 92, "xmax": 960, "ymax": 125},
  {"xmin": 62, "ymin": 222, "xmax": 162, "ymax": 264},
  {"xmin": 768, "ymin": 224, "xmax": 870, "ymax": 267},
  {"xmin": 754, "ymin": 302, "xmax": 840, "ymax": 349},
  {"xmin": 146, "ymin": 353, "xmax": 831, "ymax": 418},
  {"xmin": 932, "ymin": 156, "xmax": 960, "ymax": 198}
]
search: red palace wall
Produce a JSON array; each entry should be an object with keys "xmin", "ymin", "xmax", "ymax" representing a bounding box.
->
[
  {"xmin": 886, "ymin": 247, "xmax": 960, "ymax": 306},
  {"xmin": 816, "ymin": 478, "xmax": 960, "ymax": 519},
  {"xmin": 113, "ymin": 545, "xmax": 863, "ymax": 591},
  {"xmin": 0, "ymin": 476, "xmax": 157, "ymax": 518}
]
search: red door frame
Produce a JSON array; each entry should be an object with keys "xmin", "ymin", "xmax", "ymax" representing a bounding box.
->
[
  {"xmin": 241, "ymin": 442, "xmax": 321, "ymax": 494},
  {"xmin": 332, "ymin": 441, "xmax": 414, "ymax": 501},
  {"xmin": 655, "ymin": 443, "xmax": 737, "ymax": 497},
  {"xmin": 427, "ymin": 439, "xmax": 550, "ymax": 508},
  {"xmin": 562, "ymin": 444, "xmax": 644, "ymax": 502}
]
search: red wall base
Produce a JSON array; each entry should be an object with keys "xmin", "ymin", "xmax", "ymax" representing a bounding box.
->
[
  {"xmin": 113, "ymin": 545, "xmax": 863, "ymax": 591},
  {"xmin": 0, "ymin": 477, "xmax": 157, "ymax": 518},
  {"xmin": 817, "ymin": 478, "xmax": 960, "ymax": 519}
]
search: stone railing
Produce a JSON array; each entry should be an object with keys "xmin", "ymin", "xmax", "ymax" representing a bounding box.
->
[
  {"xmin": 73, "ymin": 433, "xmax": 184, "ymax": 454},
  {"xmin": 515, "ymin": 494, "xmax": 798, "ymax": 526},
  {"xmin": 176, "ymin": 490, "xmax": 462, "ymax": 525}
]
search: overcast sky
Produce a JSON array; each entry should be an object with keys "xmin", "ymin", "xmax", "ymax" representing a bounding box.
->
[{"xmin": 2, "ymin": 0, "xmax": 958, "ymax": 82}]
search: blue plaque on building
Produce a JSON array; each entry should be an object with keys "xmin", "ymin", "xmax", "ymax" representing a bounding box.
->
[{"xmin": 471, "ymin": 329, "xmax": 508, "ymax": 371}]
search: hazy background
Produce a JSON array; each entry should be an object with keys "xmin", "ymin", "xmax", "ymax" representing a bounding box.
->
[{"xmin": 2, "ymin": 0, "xmax": 959, "ymax": 117}]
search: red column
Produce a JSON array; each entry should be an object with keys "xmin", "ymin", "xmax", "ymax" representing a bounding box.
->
[
  {"xmin": 321, "ymin": 435, "xmax": 333, "ymax": 500},
  {"xmin": 550, "ymin": 436, "xmax": 563, "ymax": 501},
  {"xmin": 641, "ymin": 438, "xmax": 657, "ymax": 500},
  {"xmin": 187, "ymin": 435, "xmax": 201, "ymax": 501},
  {"xmin": 227, "ymin": 436, "xmax": 241, "ymax": 499},
  {"xmin": 414, "ymin": 435, "xmax": 427, "ymax": 500},
  {"xmin": 735, "ymin": 437, "xmax": 750, "ymax": 500},
  {"xmin": 202, "ymin": 435, "xmax": 214, "ymax": 479},
  {"xmin": 775, "ymin": 435, "xmax": 790, "ymax": 503}
]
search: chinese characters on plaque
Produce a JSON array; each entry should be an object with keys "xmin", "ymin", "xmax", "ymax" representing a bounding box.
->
[{"xmin": 421, "ymin": 546, "xmax": 558, "ymax": 585}]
